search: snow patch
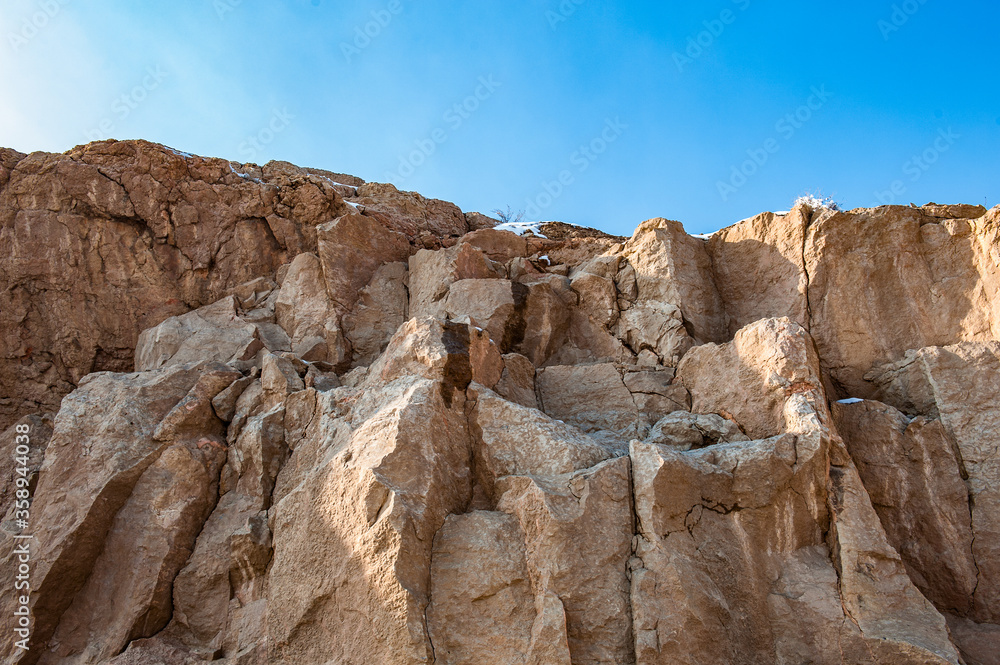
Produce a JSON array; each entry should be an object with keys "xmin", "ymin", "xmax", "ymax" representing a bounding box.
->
[
  {"xmin": 164, "ymin": 146, "xmax": 194, "ymax": 159},
  {"xmin": 539, "ymin": 255, "xmax": 551, "ymax": 265},
  {"xmin": 228, "ymin": 163, "xmax": 262, "ymax": 184},
  {"xmin": 837, "ymin": 398, "xmax": 865, "ymax": 404},
  {"xmin": 494, "ymin": 220, "xmax": 548, "ymax": 238}
]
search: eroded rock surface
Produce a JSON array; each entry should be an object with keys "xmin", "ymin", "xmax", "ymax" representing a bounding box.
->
[{"xmin": 2, "ymin": 141, "xmax": 998, "ymax": 664}]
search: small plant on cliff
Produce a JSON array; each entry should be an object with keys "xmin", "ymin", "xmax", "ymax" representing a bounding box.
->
[
  {"xmin": 794, "ymin": 192, "xmax": 842, "ymax": 211},
  {"xmin": 493, "ymin": 206, "xmax": 525, "ymax": 225}
]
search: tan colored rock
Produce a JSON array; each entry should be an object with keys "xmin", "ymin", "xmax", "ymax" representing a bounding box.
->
[
  {"xmin": 460, "ymin": 228, "xmax": 528, "ymax": 263},
  {"xmin": 266, "ymin": 376, "xmax": 472, "ymax": 664},
  {"xmin": 425, "ymin": 511, "xmax": 539, "ymax": 664},
  {"xmin": 804, "ymin": 206, "xmax": 1000, "ymax": 396},
  {"xmin": 570, "ymin": 270, "xmax": 618, "ymax": 327},
  {"xmin": 0, "ymin": 361, "xmax": 236, "ymax": 664},
  {"xmin": 1, "ymin": 413, "xmax": 53, "ymax": 523},
  {"xmin": 495, "ymin": 457, "xmax": 635, "ymax": 664},
  {"xmin": 677, "ymin": 317, "xmax": 825, "ymax": 439},
  {"xmin": 494, "ymin": 353, "xmax": 538, "ymax": 409},
  {"xmin": 833, "ymin": 399, "xmax": 977, "ymax": 615},
  {"xmin": 134, "ymin": 296, "xmax": 263, "ymax": 371},
  {"xmin": 352, "ymin": 181, "xmax": 469, "ymax": 239},
  {"xmin": 707, "ymin": 208, "xmax": 809, "ymax": 336},
  {"xmin": 469, "ymin": 385, "xmax": 610, "ymax": 500},
  {"xmin": 615, "ymin": 300, "xmax": 692, "ymax": 366},
  {"xmin": 274, "ymin": 252, "xmax": 345, "ymax": 364},
  {"xmin": 646, "ymin": 411, "xmax": 748, "ymax": 450},
  {"xmin": 342, "ymin": 261, "xmax": 409, "ymax": 365},
  {"xmin": 621, "ymin": 218, "xmax": 726, "ymax": 344},
  {"xmin": 408, "ymin": 243, "xmax": 505, "ymax": 319},
  {"xmin": 536, "ymin": 363, "xmax": 638, "ymax": 435},
  {"xmin": 366, "ymin": 316, "xmax": 503, "ymax": 394},
  {"xmin": 0, "ymin": 140, "xmax": 353, "ymax": 429},
  {"xmin": 944, "ymin": 614, "xmax": 1000, "ymax": 665},
  {"xmin": 868, "ymin": 342, "xmax": 1000, "ymax": 623},
  {"xmin": 443, "ymin": 278, "xmax": 571, "ymax": 365},
  {"xmin": 316, "ymin": 211, "xmax": 411, "ymax": 311}
]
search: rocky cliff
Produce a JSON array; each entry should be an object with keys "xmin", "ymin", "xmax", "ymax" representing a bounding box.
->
[{"xmin": 1, "ymin": 140, "xmax": 998, "ymax": 664}]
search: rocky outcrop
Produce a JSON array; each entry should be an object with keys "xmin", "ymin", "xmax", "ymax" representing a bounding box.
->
[
  {"xmin": 0, "ymin": 140, "xmax": 478, "ymax": 430},
  {"xmin": 2, "ymin": 141, "xmax": 999, "ymax": 664}
]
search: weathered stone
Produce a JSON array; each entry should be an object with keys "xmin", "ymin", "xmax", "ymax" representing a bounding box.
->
[
  {"xmin": 342, "ymin": 261, "xmax": 409, "ymax": 365},
  {"xmin": 274, "ymin": 252, "xmax": 345, "ymax": 365},
  {"xmin": 536, "ymin": 363, "xmax": 638, "ymax": 435},
  {"xmin": 621, "ymin": 217, "xmax": 726, "ymax": 344},
  {"xmin": 677, "ymin": 317, "xmax": 825, "ymax": 439},
  {"xmin": 867, "ymin": 342, "xmax": 1000, "ymax": 623},
  {"xmin": 316, "ymin": 211, "xmax": 411, "ymax": 312},
  {"xmin": 494, "ymin": 353, "xmax": 537, "ymax": 409},
  {"xmin": 833, "ymin": 399, "xmax": 977, "ymax": 616},
  {"xmin": 646, "ymin": 411, "xmax": 748, "ymax": 450},
  {"xmin": 1, "ymin": 361, "xmax": 234, "ymax": 664}
]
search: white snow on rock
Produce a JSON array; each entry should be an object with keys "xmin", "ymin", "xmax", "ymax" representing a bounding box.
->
[
  {"xmin": 494, "ymin": 220, "xmax": 549, "ymax": 238},
  {"xmin": 837, "ymin": 398, "xmax": 865, "ymax": 404}
]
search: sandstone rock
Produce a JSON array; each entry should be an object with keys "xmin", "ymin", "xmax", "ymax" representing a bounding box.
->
[
  {"xmin": 677, "ymin": 317, "xmax": 825, "ymax": 439},
  {"xmin": 366, "ymin": 316, "xmax": 503, "ymax": 394},
  {"xmin": 352, "ymin": 181, "xmax": 469, "ymax": 239},
  {"xmin": 495, "ymin": 457, "xmax": 635, "ymax": 664},
  {"xmin": 316, "ymin": 211, "xmax": 411, "ymax": 312},
  {"xmin": 615, "ymin": 301, "xmax": 692, "ymax": 366},
  {"xmin": 266, "ymin": 376, "xmax": 472, "ymax": 664},
  {"xmin": 1, "ymin": 413, "xmax": 53, "ymax": 524},
  {"xmin": 408, "ymin": 242, "xmax": 505, "ymax": 319},
  {"xmin": 621, "ymin": 217, "xmax": 726, "ymax": 344},
  {"xmin": 5, "ymin": 140, "xmax": 998, "ymax": 664},
  {"xmin": 468, "ymin": 384, "xmax": 610, "ymax": 499},
  {"xmin": 833, "ymin": 399, "xmax": 977, "ymax": 615},
  {"xmin": 803, "ymin": 206, "xmax": 1000, "ymax": 396},
  {"xmin": 867, "ymin": 342, "xmax": 1000, "ymax": 624},
  {"xmin": 425, "ymin": 511, "xmax": 540, "ymax": 664},
  {"xmin": 646, "ymin": 411, "xmax": 748, "ymax": 450},
  {"xmin": 274, "ymin": 252, "xmax": 345, "ymax": 365},
  {"xmin": 494, "ymin": 353, "xmax": 537, "ymax": 409},
  {"xmin": 443, "ymin": 278, "xmax": 571, "ymax": 365},
  {"xmin": 707, "ymin": 208, "xmax": 809, "ymax": 336},
  {"xmin": 342, "ymin": 261, "xmax": 409, "ymax": 365},
  {"xmin": 0, "ymin": 140, "xmax": 335, "ymax": 428},
  {"xmin": 944, "ymin": 614, "xmax": 1000, "ymax": 665},
  {"xmin": 536, "ymin": 363, "xmax": 638, "ymax": 436},
  {"xmin": 1, "ymin": 361, "xmax": 235, "ymax": 664}
]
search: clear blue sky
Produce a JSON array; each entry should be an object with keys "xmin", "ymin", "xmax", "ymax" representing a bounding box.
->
[{"xmin": 1, "ymin": 0, "xmax": 997, "ymax": 235}]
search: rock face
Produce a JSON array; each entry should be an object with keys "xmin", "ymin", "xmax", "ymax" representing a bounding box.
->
[{"xmin": 1, "ymin": 141, "xmax": 999, "ymax": 664}]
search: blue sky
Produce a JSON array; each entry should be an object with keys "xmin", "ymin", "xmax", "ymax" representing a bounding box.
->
[{"xmin": 1, "ymin": 0, "xmax": 997, "ymax": 236}]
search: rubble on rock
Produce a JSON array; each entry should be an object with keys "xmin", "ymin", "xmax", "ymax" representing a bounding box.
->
[{"xmin": 1, "ymin": 141, "xmax": 998, "ymax": 664}]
